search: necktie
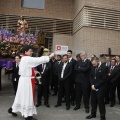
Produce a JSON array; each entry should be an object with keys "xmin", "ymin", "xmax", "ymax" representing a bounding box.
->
[
  {"xmin": 16, "ymin": 63, "xmax": 19, "ymax": 69},
  {"xmin": 94, "ymin": 67, "xmax": 98, "ymax": 79},
  {"xmin": 110, "ymin": 66, "xmax": 113, "ymax": 74}
]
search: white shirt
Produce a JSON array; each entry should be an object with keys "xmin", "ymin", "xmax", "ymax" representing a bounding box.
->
[
  {"xmin": 110, "ymin": 66, "xmax": 115, "ymax": 70},
  {"xmin": 58, "ymin": 61, "xmax": 61, "ymax": 64},
  {"xmin": 83, "ymin": 58, "xmax": 87, "ymax": 62},
  {"xmin": 98, "ymin": 62, "xmax": 102, "ymax": 68},
  {"xmin": 61, "ymin": 62, "xmax": 68, "ymax": 78},
  {"xmin": 69, "ymin": 57, "xmax": 72, "ymax": 63},
  {"xmin": 106, "ymin": 62, "xmax": 110, "ymax": 67},
  {"xmin": 52, "ymin": 59, "xmax": 55, "ymax": 62},
  {"xmin": 16, "ymin": 62, "xmax": 19, "ymax": 68}
]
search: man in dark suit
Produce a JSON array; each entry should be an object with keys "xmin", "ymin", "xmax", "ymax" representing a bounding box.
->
[
  {"xmin": 8, "ymin": 55, "xmax": 21, "ymax": 117},
  {"xmin": 86, "ymin": 57, "xmax": 108, "ymax": 120},
  {"xmin": 115, "ymin": 55, "xmax": 120, "ymax": 104},
  {"xmin": 108, "ymin": 58, "xmax": 120, "ymax": 107},
  {"xmin": 36, "ymin": 62, "xmax": 51, "ymax": 108},
  {"xmin": 67, "ymin": 50, "xmax": 76, "ymax": 106},
  {"xmin": 74, "ymin": 52, "xmax": 91, "ymax": 113},
  {"xmin": 50, "ymin": 56, "xmax": 57, "ymax": 90},
  {"xmin": 52, "ymin": 55, "xmax": 62, "ymax": 96},
  {"xmin": 12, "ymin": 55, "xmax": 21, "ymax": 94},
  {"xmin": 55, "ymin": 54, "xmax": 72, "ymax": 110}
]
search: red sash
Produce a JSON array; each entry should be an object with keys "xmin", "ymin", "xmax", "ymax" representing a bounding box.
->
[
  {"xmin": 31, "ymin": 68, "xmax": 36, "ymax": 105},
  {"xmin": 23, "ymin": 54, "xmax": 36, "ymax": 105}
]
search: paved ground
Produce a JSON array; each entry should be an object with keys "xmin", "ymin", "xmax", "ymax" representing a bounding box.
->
[{"xmin": 0, "ymin": 68, "xmax": 120, "ymax": 120}]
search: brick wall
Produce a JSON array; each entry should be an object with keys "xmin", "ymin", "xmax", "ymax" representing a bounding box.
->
[
  {"xmin": 72, "ymin": 27, "xmax": 120, "ymax": 57},
  {"xmin": 73, "ymin": 0, "xmax": 120, "ymax": 18},
  {"xmin": 73, "ymin": 0, "xmax": 120, "ymax": 57},
  {"xmin": 52, "ymin": 33, "xmax": 73, "ymax": 53},
  {"xmin": 0, "ymin": 0, "xmax": 73, "ymax": 19}
]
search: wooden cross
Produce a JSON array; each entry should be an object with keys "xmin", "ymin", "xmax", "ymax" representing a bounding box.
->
[{"xmin": 100, "ymin": 48, "xmax": 119, "ymax": 58}]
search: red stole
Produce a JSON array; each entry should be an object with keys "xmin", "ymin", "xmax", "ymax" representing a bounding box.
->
[{"xmin": 23, "ymin": 54, "xmax": 36, "ymax": 105}]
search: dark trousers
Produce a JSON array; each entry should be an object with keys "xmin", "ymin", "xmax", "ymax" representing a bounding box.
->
[
  {"xmin": 53, "ymin": 76, "xmax": 58, "ymax": 94},
  {"xmin": 110, "ymin": 83, "xmax": 116, "ymax": 103},
  {"xmin": 57, "ymin": 80, "xmax": 70, "ymax": 107},
  {"xmin": 70, "ymin": 79, "xmax": 75, "ymax": 102},
  {"xmin": 91, "ymin": 89, "xmax": 106, "ymax": 119},
  {"xmin": 13, "ymin": 80, "xmax": 18, "ymax": 94},
  {"xmin": 37, "ymin": 84, "xmax": 49, "ymax": 104},
  {"xmin": 117, "ymin": 80, "xmax": 120, "ymax": 102},
  {"xmin": 104, "ymin": 82, "xmax": 110, "ymax": 103},
  {"xmin": 51, "ymin": 75, "xmax": 56, "ymax": 90},
  {"xmin": 110, "ymin": 80, "xmax": 120, "ymax": 103},
  {"xmin": 75, "ymin": 82, "xmax": 90, "ymax": 108}
]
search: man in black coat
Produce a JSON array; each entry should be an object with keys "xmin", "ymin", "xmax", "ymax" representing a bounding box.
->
[
  {"xmin": 67, "ymin": 50, "xmax": 76, "ymax": 105},
  {"xmin": 108, "ymin": 58, "xmax": 120, "ymax": 107},
  {"xmin": 52, "ymin": 55, "xmax": 62, "ymax": 96},
  {"xmin": 36, "ymin": 62, "xmax": 51, "ymax": 108},
  {"xmin": 8, "ymin": 55, "xmax": 21, "ymax": 117},
  {"xmin": 12, "ymin": 55, "xmax": 21, "ymax": 94},
  {"xmin": 55, "ymin": 54, "xmax": 72, "ymax": 110},
  {"xmin": 86, "ymin": 57, "xmax": 108, "ymax": 120},
  {"xmin": 50, "ymin": 56, "xmax": 57, "ymax": 90},
  {"xmin": 74, "ymin": 52, "xmax": 91, "ymax": 113},
  {"xmin": 115, "ymin": 55, "xmax": 120, "ymax": 104}
]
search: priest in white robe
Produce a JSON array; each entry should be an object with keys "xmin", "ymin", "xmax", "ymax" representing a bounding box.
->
[{"xmin": 8, "ymin": 45, "xmax": 54, "ymax": 120}]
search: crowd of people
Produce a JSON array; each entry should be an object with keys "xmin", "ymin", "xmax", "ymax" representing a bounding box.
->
[{"xmin": 8, "ymin": 45, "xmax": 120, "ymax": 120}]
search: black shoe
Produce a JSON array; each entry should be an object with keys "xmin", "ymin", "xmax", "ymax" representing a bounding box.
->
[
  {"xmin": 52, "ymin": 93, "xmax": 57, "ymax": 96},
  {"xmin": 8, "ymin": 107, "xmax": 17, "ymax": 117},
  {"xmin": 30, "ymin": 117, "xmax": 37, "ymax": 120},
  {"xmin": 71, "ymin": 102, "xmax": 75, "ymax": 106},
  {"xmin": 45, "ymin": 104, "xmax": 50, "ymax": 108},
  {"xmin": 31, "ymin": 118, "xmax": 37, "ymax": 120},
  {"xmin": 25, "ymin": 117, "xmax": 30, "ymax": 120},
  {"xmin": 36, "ymin": 103, "xmax": 41, "ymax": 107},
  {"xmin": 110, "ymin": 102, "xmax": 115, "ymax": 107},
  {"xmin": 54, "ymin": 104, "xmax": 61, "ymax": 107},
  {"xmin": 12, "ymin": 113, "xmax": 18, "ymax": 117},
  {"xmin": 8, "ymin": 107, "xmax": 12, "ymax": 114},
  {"xmin": 73, "ymin": 106, "xmax": 80, "ymax": 110},
  {"xmin": 25, "ymin": 117, "xmax": 37, "ymax": 120},
  {"xmin": 100, "ymin": 118, "xmax": 106, "ymax": 120},
  {"xmin": 86, "ymin": 114, "xmax": 96, "ymax": 119},
  {"xmin": 66, "ymin": 106, "xmax": 70, "ymax": 110},
  {"xmin": 85, "ymin": 108, "xmax": 90, "ymax": 113}
]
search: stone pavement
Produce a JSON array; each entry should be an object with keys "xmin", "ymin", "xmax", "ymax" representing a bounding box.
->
[{"xmin": 0, "ymin": 68, "xmax": 120, "ymax": 120}]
